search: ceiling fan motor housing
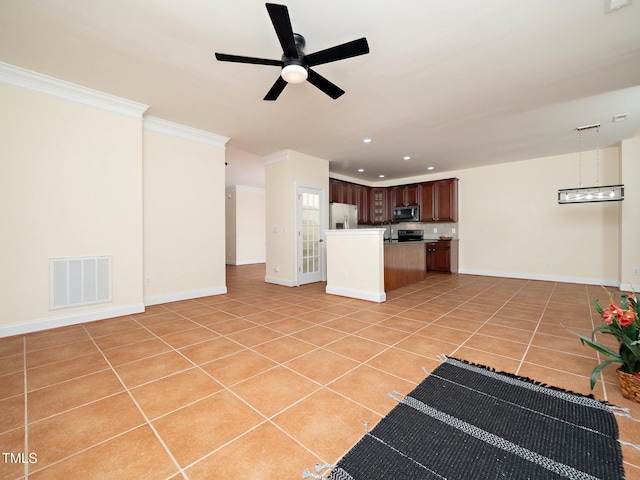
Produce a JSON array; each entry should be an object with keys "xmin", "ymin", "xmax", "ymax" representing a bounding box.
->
[{"xmin": 280, "ymin": 33, "xmax": 308, "ymax": 83}]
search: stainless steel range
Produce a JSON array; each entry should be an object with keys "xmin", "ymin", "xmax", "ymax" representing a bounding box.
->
[{"xmin": 397, "ymin": 229, "xmax": 424, "ymax": 242}]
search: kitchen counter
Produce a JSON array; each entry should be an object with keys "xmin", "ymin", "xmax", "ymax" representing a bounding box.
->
[{"xmin": 384, "ymin": 239, "xmax": 457, "ymax": 244}]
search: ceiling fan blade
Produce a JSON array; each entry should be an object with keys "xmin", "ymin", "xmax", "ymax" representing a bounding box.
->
[
  {"xmin": 264, "ymin": 76, "xmax": 288, "ymax": 101},
  {"xmin": 215, "ymin": 53, "xmax": 283, "ymax": 67},
  {"xmin": 266, "ymin": 3, "xmax": 298, "ymax": 58},
  {"xmin": 305, "ymin": 38, "xmax": 369, "ymax": 67},
  {"xmin": 307, "ymin": 69, "xmax": 344, "ymax": 99}
]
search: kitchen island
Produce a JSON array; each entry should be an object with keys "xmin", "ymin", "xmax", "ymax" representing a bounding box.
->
[
  {"xmin": 325, "ymin": 229, "xmax": 457, "ymax": 302},
  {"xmin": 383, "ymin": 241, "xmax": 426, "ymax": 291},
  {"xmin": 325, "ymin": 228, "xmax": 386, "ymax": 302}
]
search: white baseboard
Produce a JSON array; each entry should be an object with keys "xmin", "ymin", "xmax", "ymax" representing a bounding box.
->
[
  {"xmin": 619, "ymin": 282, "xmax": 635, "ymax": 293},
  {"xmin": 325, "ymin": 285, "xmax": 386, "ymax": 303},
  {"xmin": 0, "ymin": 303, "xmax": 145, "ymax": 338},
  {"xmin": 264, "ymin": 276, "xmax": 297, "ymax": 287},
  {"xmin": 144, "ymin": 286, "xmax": 227, "ymax": 306},
  {"xmin": 457, "ymin": 268, "xmax": 618, "ymax": 287},
  {"xmin": 226, "ymin": 259, "xmax": 266, "ymax": 266}
]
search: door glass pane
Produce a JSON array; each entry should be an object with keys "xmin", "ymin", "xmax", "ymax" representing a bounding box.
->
[{"xmin": 301, "ymin": 192, "xmax": 320, "ymax": 274}]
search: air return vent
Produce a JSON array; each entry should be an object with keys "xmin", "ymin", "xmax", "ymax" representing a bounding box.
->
[{"xmin": 49, "ymin": 256, "xmax": 112, "ymax": 310}]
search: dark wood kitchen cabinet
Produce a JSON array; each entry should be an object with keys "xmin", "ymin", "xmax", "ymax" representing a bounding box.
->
[
  {"xmin": 330, "ymin": 176, "xmax": 458, "ymax": 224},
  {"xmin": 370, "ymin": 187, "xmax": 390, "ymax": 224},
  {"xmin": 420, "ymin": 178, "xmax": 458, "ymax": 222},
  {"xmin": 329, "ymin": 178, "xmax": 354, "ymax": 204},
  {"xmin": 330, "ymin": 178, "xmax": 370, "ymax": 224},
  {"xmin": 392, "ymin": 184, "xmax": 420, "ymax": 207},
  {"xmin": 354, "ymin": 184, "xmax": 370, "ymax": 224},
  {"xmin": 426, "ymin": 240, "xmax": 458, "ymax": 273}
]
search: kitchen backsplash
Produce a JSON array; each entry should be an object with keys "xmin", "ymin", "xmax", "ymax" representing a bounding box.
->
[{"xmin": 360, "ymin": 222, "xmax": 459, "ymax": 241}]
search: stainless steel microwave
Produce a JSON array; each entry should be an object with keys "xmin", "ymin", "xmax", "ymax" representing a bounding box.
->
[{"xmin": 393, "ymin": 205, "xmax": 419, "ymax": 222}]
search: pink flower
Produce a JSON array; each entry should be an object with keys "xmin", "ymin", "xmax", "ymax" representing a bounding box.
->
[
  {"xmin": 619, "ymin": 309, "xmax": 636, "ymax": 327},
  {"xmin": 602, "ymin": 304, "xmax": 623, "ymax": 324}
]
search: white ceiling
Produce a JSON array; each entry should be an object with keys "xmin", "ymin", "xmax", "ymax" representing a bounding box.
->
[{"xmin": 1, "ymin": 0, "xmax": 639, "ymax": 187}]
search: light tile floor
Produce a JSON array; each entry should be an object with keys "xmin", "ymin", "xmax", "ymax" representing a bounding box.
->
[{"xmin": 1, "ymin": 264, "xmax": 639, "ymax": 479}]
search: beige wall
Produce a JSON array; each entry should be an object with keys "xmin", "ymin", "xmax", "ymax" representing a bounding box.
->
[
  {"xmin": 143, "ymin": 120, "xmax": 228, "ymax": 305},
  {"xmin": 455, "ymin": 149, "xmax": 621, "ymax": 285},
  {"xmin": 0, "ymin": 84, "xmax": 145, "ymax": 335},
  {"xmin": 620, "ymin": 131, "xmax": 640, "ymax": 291},
  {"xmin": 236, "ymin": 187, "xmax": 266, "ymax": 264},
  {"xmin": 225, "ymin": 186, "xmax": 266, "ymax": 265},
  {"xmin": 264, "ymin": 150, "xmax": 329, "ymax": 286}
]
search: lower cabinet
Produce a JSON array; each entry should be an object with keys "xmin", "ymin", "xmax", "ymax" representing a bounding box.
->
[{"xmin": 426, "ymin": 240, "xmax": 459, "ymax": 273}]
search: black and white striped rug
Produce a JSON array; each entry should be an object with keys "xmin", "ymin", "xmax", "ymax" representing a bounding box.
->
[{"xmin": 311, "ymin": 357, "xmax": 626, "ymax": 480}]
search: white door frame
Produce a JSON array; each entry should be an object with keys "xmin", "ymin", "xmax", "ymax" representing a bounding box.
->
[{"xmin": 295, "ymin": 183, "xmax": 326, "ymax": 285}]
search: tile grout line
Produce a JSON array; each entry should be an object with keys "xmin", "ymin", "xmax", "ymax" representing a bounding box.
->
[
  {"xmin": 126, "ymin": 314, "xmax": 336, "ymax": 474},
  {"xmin": 131, "ymin": 294, "xmax": 445, "ymax": 468},
  {"xmin": 23, "ymin": 335, "xmax": 29, "ymax": 479},
  {"xmin": 448, "ymin": 277, "xmax": 535, "ymax": 363},
  {"xmin": 587, "ymin": 284, "xmax": 611, "ymax": 402},
  {"xmin": 80, "ymin": 324, "xmax": 189, "ymax": 480},
  {"xmin": 265, "ymin": 275, "xmax": 523, "ymax": 465},
  {"xmin": 514, "ymin": 281, "xmax": 558, "ymax": 376}
]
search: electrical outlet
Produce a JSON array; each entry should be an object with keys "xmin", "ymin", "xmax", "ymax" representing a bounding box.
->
[
  {"xmin": 433, "ymin": 228, "xmax": 438, "ymax": 233},
  {"xmin": 452, "ymin": 228, "xmax": 456, "ymax": 234},
  {"xmin": 145, "ymin": 277, "xmax": 152, "ymax": 286},
  {"xmin": 274, "ymin": 264, "xmax": 280, "ymax": 272},
  {"xmin": 544, "ymin": 261, "xmax": 551, "ymax": 269},
  {"xmin": 342, "ymin": 271, "xmax": 348, "ymax": 279},
  {"xmin": 633, "ymin": 267, "xmax": 640, "ymax": 276}
]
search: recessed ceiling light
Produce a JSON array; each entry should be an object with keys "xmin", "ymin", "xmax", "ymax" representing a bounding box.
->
[
  {"xmin": 357, "ymin": 168, "xmax": 364, "ymax": 172},
  {"xmin": 379, "ymin": 174, "xmax": 385, "ymax": 178},
  {"xmin": 362, "ymin": 138, "xmax": 372, "ymax": 143},
  {"xmin": 403, "ymin": 156, "xmax": 411, "ymax": 161},
  {"xmin": 427, "ymin": 166, "xmax": 435, "ymax": 171},
  {"xmin": 612, "ymin": 113, "xmax": 629, "ymax": 123},
  {"xmin": 605, "ymin": 0, "xmax": 632, "ymax": 14}
]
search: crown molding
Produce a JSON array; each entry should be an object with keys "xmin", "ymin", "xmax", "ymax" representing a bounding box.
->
[
  {"xmin": 263, "ymin": 150, "xmax": 291, "ymax": 165},
  {"xmin": 0, "ymin": 62, "xmax": 149, "ymax": 119},
  {"xmin": 143, "ymin": 116, "xmax": 229, "ymax": 148}
]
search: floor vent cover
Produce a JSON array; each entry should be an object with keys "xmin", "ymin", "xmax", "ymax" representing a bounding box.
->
[{"xmin": 49, "ymin": 256, "xmax": 112, "ymax": 310}]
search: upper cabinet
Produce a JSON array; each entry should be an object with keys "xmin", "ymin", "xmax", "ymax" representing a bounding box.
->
[
  {"xmin": 330, "ymin": 178, "xmax": 371, "ymax": 224},
  {"xmin": 392, "ymin": 184, "xmax": 420, "ymax": 207},
  {"xmin": 420, "ymin": 178, "xmax": 458, "ymax": 222},
  {"xmin": 354, "ymin": 185, "xmax": 370, "ymax": 224},
  {"xmin": 329, "ymin": 178, "xmax": 353, "ymax": 204},
  {"xmin": 329, "ymin": 176, "xmax": 457, "ymax": 224},
  {"xmin": 370, "ymin": 187, "xmax": 390, "ymax": 224}
]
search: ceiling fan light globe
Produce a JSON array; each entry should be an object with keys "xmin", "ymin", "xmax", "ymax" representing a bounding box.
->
[{"xmin": 281, "ymin": 64, "xmax": 308, "ymax": 84}]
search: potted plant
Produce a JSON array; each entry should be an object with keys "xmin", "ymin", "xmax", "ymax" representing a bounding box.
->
[{"xmin": 569, "ymin": 288, "xmax": 640, "ymax": 402}]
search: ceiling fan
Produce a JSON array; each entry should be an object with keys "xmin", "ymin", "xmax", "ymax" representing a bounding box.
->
[{"xmin": 215, "ymin": 3, "xmax": 369, "ymax": 101}]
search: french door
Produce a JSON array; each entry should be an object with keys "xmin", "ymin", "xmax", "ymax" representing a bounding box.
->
[{"xmin": 297, "ymin": 186, "xmax": 324, "ymax": 285}]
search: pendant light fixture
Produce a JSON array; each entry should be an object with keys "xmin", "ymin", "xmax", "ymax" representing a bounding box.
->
[{"xmin": 557, "ymin": 124, "xmax": 624, "ymax": 204}]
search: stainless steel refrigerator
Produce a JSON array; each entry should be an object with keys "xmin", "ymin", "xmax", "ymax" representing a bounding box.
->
[{"xmin": 329, "ymin": 202, "xmax": 358, "ymax": 229}]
